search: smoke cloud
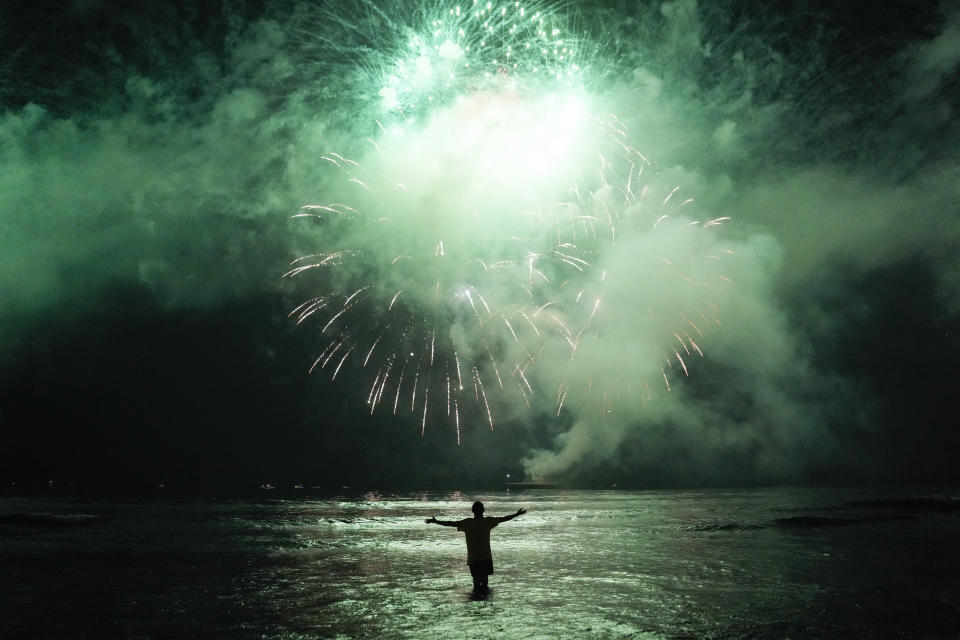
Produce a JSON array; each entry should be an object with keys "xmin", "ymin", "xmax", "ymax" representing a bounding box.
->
[{"xmin": 2, "ymin": 0, "xmax": 957, "ymax": 487}]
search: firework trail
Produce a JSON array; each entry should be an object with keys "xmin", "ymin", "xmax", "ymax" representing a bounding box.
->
[{"xmin": 287, "ymin": 0, "xmax": 730, "ymax": 437}]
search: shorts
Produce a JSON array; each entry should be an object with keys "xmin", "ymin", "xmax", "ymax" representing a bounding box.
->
[{"xmin": 469, "ymin": 559, "xmax": 494, "ymax": 578}]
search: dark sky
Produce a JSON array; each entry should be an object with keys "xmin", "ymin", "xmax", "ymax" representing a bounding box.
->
[{"xmin": 1, "ymin": 0, "xmax": 958, "ymax": 491}]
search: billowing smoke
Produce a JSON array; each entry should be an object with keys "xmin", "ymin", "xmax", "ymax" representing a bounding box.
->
[
  {"xmin": 2, "ymin": 0, "xmax": 957, "ymax": 486},
  {"xmin": 0, "ymin": 5, "xmax": 308, "ymax": 354},
  {"xmin": 519, "ymin": 0, "xmax": 960, "ymax": 484}
]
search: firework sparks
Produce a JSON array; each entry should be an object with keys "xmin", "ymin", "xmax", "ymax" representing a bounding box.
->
[{"xmin": 286, "ymin": 0, "xmax": 731, "ymax": 440}]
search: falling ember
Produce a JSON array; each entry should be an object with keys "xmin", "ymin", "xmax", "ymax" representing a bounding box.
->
[
  {"xmin": 454, "ymin": 398, "xmax": 461, "ymax": 445},
  {"xmin": 393, "ymin": 361, "xmax": 406, "ymax": 414},
  {"xmin": 556, "ymin": 382, "xmax": 569, "ymax": 414},
  {"xmin": 475, "ymin": 368, "xmax": 494, "ymax": 429},
  {"xmin": 332, "ymin": 347, "xmax": 355, "ymax": 380},
  {"xmin": 389, "ymin": 290, "xmax": 403, "ymax": 310},
  {"xmin": 421, "ymin": 388, "xmax": 429, "ymax": 436},
  {"xmin": 410, "ymin": 363, "xmax": 420, "ymax": 412},
  {"xmin": 364, "ymin": 336, "xmax": 381, "ymax": 366},
  {"xmin": 674, "ymin": 350, "xmax": 689, "ymax": 377}
]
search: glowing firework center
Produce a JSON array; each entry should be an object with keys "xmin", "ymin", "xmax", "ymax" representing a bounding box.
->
[{"xmin": 378, "ymin": 91, "xmax": 589, "ymax": 227}]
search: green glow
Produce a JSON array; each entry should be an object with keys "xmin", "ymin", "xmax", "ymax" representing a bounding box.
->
[{"xmin": 375, "ymin": 0, "xmax": 583, "ymax": 120}]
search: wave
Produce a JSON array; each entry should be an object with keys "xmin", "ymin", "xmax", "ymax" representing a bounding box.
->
[
  {"xmin": 686, "ymin": 522, "xmax": 764, "ymax": 532},
  {"xmin": 0, "ymin": 512, "xmax": 104, "ymax": 527},
  {"xmin": 841, "ymin": 496, "xmax": 960, "ymax": 512},
  {"xmin": 687, "ymin": 510, "xmax": 926, "ymax": 532},
  {"xmin": 774, "ymin": 515, "xmax": 863, "ymax": 528},
  {"xmin": 775, "ymin": 513, "xmax": 924, "ymax": 528}
]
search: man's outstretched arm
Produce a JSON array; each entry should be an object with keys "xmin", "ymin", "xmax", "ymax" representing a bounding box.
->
[
  {"xmin": 425, "ymin": 516, "xmax": 459, "ymax": 526},
  {"xmin": 495, "ymin": 508, "xmax": 527, "ymax": 523}
]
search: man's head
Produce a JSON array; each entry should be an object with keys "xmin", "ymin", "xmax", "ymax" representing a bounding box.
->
[{"xmin": 472, "ymin": 500, "xmax": 484, "ymax": 516}]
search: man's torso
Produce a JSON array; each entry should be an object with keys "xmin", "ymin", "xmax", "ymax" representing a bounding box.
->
[{"xmin": 456, "ymin": 517, "xmax": 498, "ymax": 564}]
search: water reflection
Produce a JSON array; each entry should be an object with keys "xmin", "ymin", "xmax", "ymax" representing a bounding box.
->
[{"xmin": 2, "ymin": 489, "xmax": 958, "ymax": 638}]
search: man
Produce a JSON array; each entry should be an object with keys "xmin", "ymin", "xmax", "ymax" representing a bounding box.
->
[{"xmin": 426, "ymin": 500, "xmax": 526, "ymax": 593}]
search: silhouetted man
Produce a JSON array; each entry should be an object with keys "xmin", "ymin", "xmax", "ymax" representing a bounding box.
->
[{"xmin": 426, "ymin": 500, "xmax": 526, "ymax": 593}]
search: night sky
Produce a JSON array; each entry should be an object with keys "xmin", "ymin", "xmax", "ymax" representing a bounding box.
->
[{"xmin": 1, "ymin": 0, "xmax": 958, "ymax": 492}]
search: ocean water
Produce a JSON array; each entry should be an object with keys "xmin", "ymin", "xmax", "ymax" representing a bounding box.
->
[{"xmin": 2, "ymin": 488, "xmax": 959, "ymax": 639}]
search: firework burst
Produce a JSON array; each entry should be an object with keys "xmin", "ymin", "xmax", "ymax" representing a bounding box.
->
[
  {"xmin": 287, "ymin": 0, "xmax": 730, "ymax": 438},
  {"xmin": 372, "ymin": 0, "xmax": 584, "ymax": 121}
]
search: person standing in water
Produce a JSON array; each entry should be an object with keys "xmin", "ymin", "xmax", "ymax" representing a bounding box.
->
[{"xmin": 426, "ymin": 501, "xmax": 526, "ymax": 593}]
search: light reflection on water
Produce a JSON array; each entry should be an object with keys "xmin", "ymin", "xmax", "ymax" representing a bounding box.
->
[{"xmin": 2, "ymin": 488, "xmax": 959, "ymax": 638}]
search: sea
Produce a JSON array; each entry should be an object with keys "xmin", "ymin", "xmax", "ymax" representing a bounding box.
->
[{"xmin": 2, "ymin": 487, "xmax": 958, "ymax": 639}]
